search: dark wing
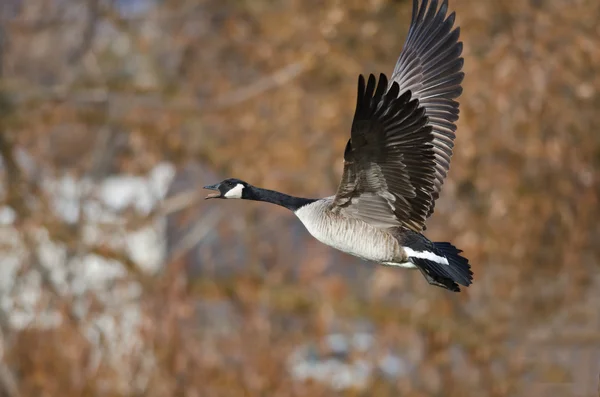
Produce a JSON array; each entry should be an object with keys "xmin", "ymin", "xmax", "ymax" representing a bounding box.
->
[
  {"xmin": 390, "ymin": 0, "xmax": 464, "ymax": 220},
  {"xmin": 331, "ymin": 73, "xmax": 436, "ymax": 232}
]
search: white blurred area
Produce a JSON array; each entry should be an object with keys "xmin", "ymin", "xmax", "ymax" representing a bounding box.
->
[{"xmin": 0, "ymin": 151, "xmax": 174, "ymax": 345}]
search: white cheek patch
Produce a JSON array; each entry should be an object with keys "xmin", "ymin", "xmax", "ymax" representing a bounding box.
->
[{"xmin": 224, "ymin": 183, "xmax": 245, "ymax": 199}]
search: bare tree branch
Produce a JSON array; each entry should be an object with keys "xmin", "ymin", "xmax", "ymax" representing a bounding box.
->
[
  {"xmin": 168, "ymin": 209, "xmax": 222, "ymax": 264},
  {"xmin": 209, "ymin": 61, "xmax": 309, "ymax": 110},
  {"xmin": 9, "ymin": 59, "xmax": 311, "ymax": 116},
  {"xmin": 0, "ymin": 355, "xmax": 19, "ymax": 397},
  {"xmin": 68, "ymin": 0, "xmax": 100, "ymax": 65},
  {"xmin": 158, "ymin": 189, "xmax": 204, "ymax": 217}
]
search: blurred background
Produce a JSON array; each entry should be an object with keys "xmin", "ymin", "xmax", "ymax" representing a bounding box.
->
[{"xmin": 0, "ymin": 0, "xmax": 599, "ymax": 396}]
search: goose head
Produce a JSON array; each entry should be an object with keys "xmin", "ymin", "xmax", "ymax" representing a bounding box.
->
[{"xmin": 204, "ymin": 178, "xmax": 249, "ymax": 199}]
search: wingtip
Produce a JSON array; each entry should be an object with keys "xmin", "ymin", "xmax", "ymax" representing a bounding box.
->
[
  {"xmin": 379, "ymin": 72, "xmax": 388, "ymax": 84},
  {"xmin": 357, "ymin": 74, "xmax": 366, "ymax": 90},
  {"xmin": 446, "ymin": 11, "xmax": 456, "ymax": 26},
  {"xmin": 438, "ymin": 0, "xmax": 449, "ymax": 17}
]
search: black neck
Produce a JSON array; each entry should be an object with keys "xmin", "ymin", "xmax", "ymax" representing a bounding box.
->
[{"xmin": 245, "ymin": 186, "xmax": 317, "ymax": 211}]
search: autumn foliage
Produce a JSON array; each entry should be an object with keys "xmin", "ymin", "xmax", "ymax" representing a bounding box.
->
[{"xmin": 0, "ymin": 0, "xmax": 599, "ymax": 396}]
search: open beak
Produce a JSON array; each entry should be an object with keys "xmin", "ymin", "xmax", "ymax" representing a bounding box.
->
[{"xmin": 203, "ymin": 184, "xmax": 221, "ymax": 199}]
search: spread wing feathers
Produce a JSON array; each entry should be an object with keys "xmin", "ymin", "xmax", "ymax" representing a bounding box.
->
[
  {"xmin": 390, "ymin": 0, "xmax": 464, "ymax": 221},
  {"xmin": 332, "ymin": 73, "xmax": 437, "ymax": 231}
]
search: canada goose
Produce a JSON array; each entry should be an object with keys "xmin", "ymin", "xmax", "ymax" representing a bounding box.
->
[{"xmin": 204, "ymin": 0, "xmax": 472, "ymax": 292}]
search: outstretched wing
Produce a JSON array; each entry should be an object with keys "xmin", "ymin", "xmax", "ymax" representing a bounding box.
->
[
  {"xmin": 331, "ymin": 0, "xmax": 463, "ymax": 232},
  {"xmin": 331, "ymin": 73, "xmax": 436, "ymax": 232},
  {"xmin": 390, "ymin": 0, "xmax": 464, "ymax": 219}
]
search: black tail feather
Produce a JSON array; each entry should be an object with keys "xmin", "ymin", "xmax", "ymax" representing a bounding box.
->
[
  {"xmin": 411, "ymin": 242, "xmax": 473, "ymax": 292},
  {"xmin": 433, "ymin": 242, "xmax": 473, "ymax": 286}
]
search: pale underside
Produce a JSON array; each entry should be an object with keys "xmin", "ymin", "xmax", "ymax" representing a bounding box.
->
[{"xmin": 294, "ymin": 198, "xmax": 417, "ymax": 268}]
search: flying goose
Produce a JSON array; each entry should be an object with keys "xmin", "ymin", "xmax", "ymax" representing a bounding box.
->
[{"xmin": 204, "ymin": 0, "xmax": 472, "ymax": 292}]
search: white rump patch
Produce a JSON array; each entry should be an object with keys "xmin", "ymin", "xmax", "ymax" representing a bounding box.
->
[
  {"xmin": 224, "ymin": 183, "xmax": 245, "ymax": 199},
  {"xmin": 404, "ymin": 247, "xmax": 449, "ymax": 265}
]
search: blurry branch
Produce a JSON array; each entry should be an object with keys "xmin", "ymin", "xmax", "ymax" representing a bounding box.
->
[
  {"xmin": 89, "ymin": 245, "xmax": 146, "ymax": 278},
  {"xmin": 4, "ymin": 0, "xmax": 312, "ymax": 115},
  {"xmin": 209, "ymin": 61, "xmax": 309, "ymax": 110},
  {"xmin": 101, "ymin": 0, "xmax": 199, "ymax": 31},
  {"xmin": 0, "ymin": 13, "xmax": 20, "ymax": 387},
  {"xmin": 67, "ymin": 0, "xmax": 100, "ymax": 65},
  {"xmin": 159, "ymin": 189, "xmax": 204, "ymax": 216},
  {"xmin": 11, "ymin": 61, "xmax": 310, "ymax": 122},
  {"xmin": 168, "ymin": 209, "xmax": 222, "ymax": 264},
  {"xmin": 0, "ymin": 104, "xmax": 28, "ymax": 219},
  {"xmin": 0, "ymin": 7, "xmax": 4, "ymax": 78},
  {"xmin": 0, "ymin": 3, "xmax": 27, "ymax": 221},
  {"xmin": 10, "ymin": 60, "xmax": 311, "ymax": 114},
  {"xmin": 2, "ymin": 3, "xmax": 201, "ymax": 30},
  {"xmin": 0, "ymin": 10, "xmax": 16, "ymax": 372},
  {"xmin": 20, "ymin": 227, "xmax": 66, "ymax": 300},
  {"xmin": 88, "ymin": 126, "xmax": 118, "ymax": 181},
  {"xmin": 0, "ymin": 357, "xmax": 19, "ymax": 397}
]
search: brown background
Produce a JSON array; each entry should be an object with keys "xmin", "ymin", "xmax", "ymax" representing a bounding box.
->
[{"xmin": 0, "ymin": 0, "xmax": 599, "ymax": 396}]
